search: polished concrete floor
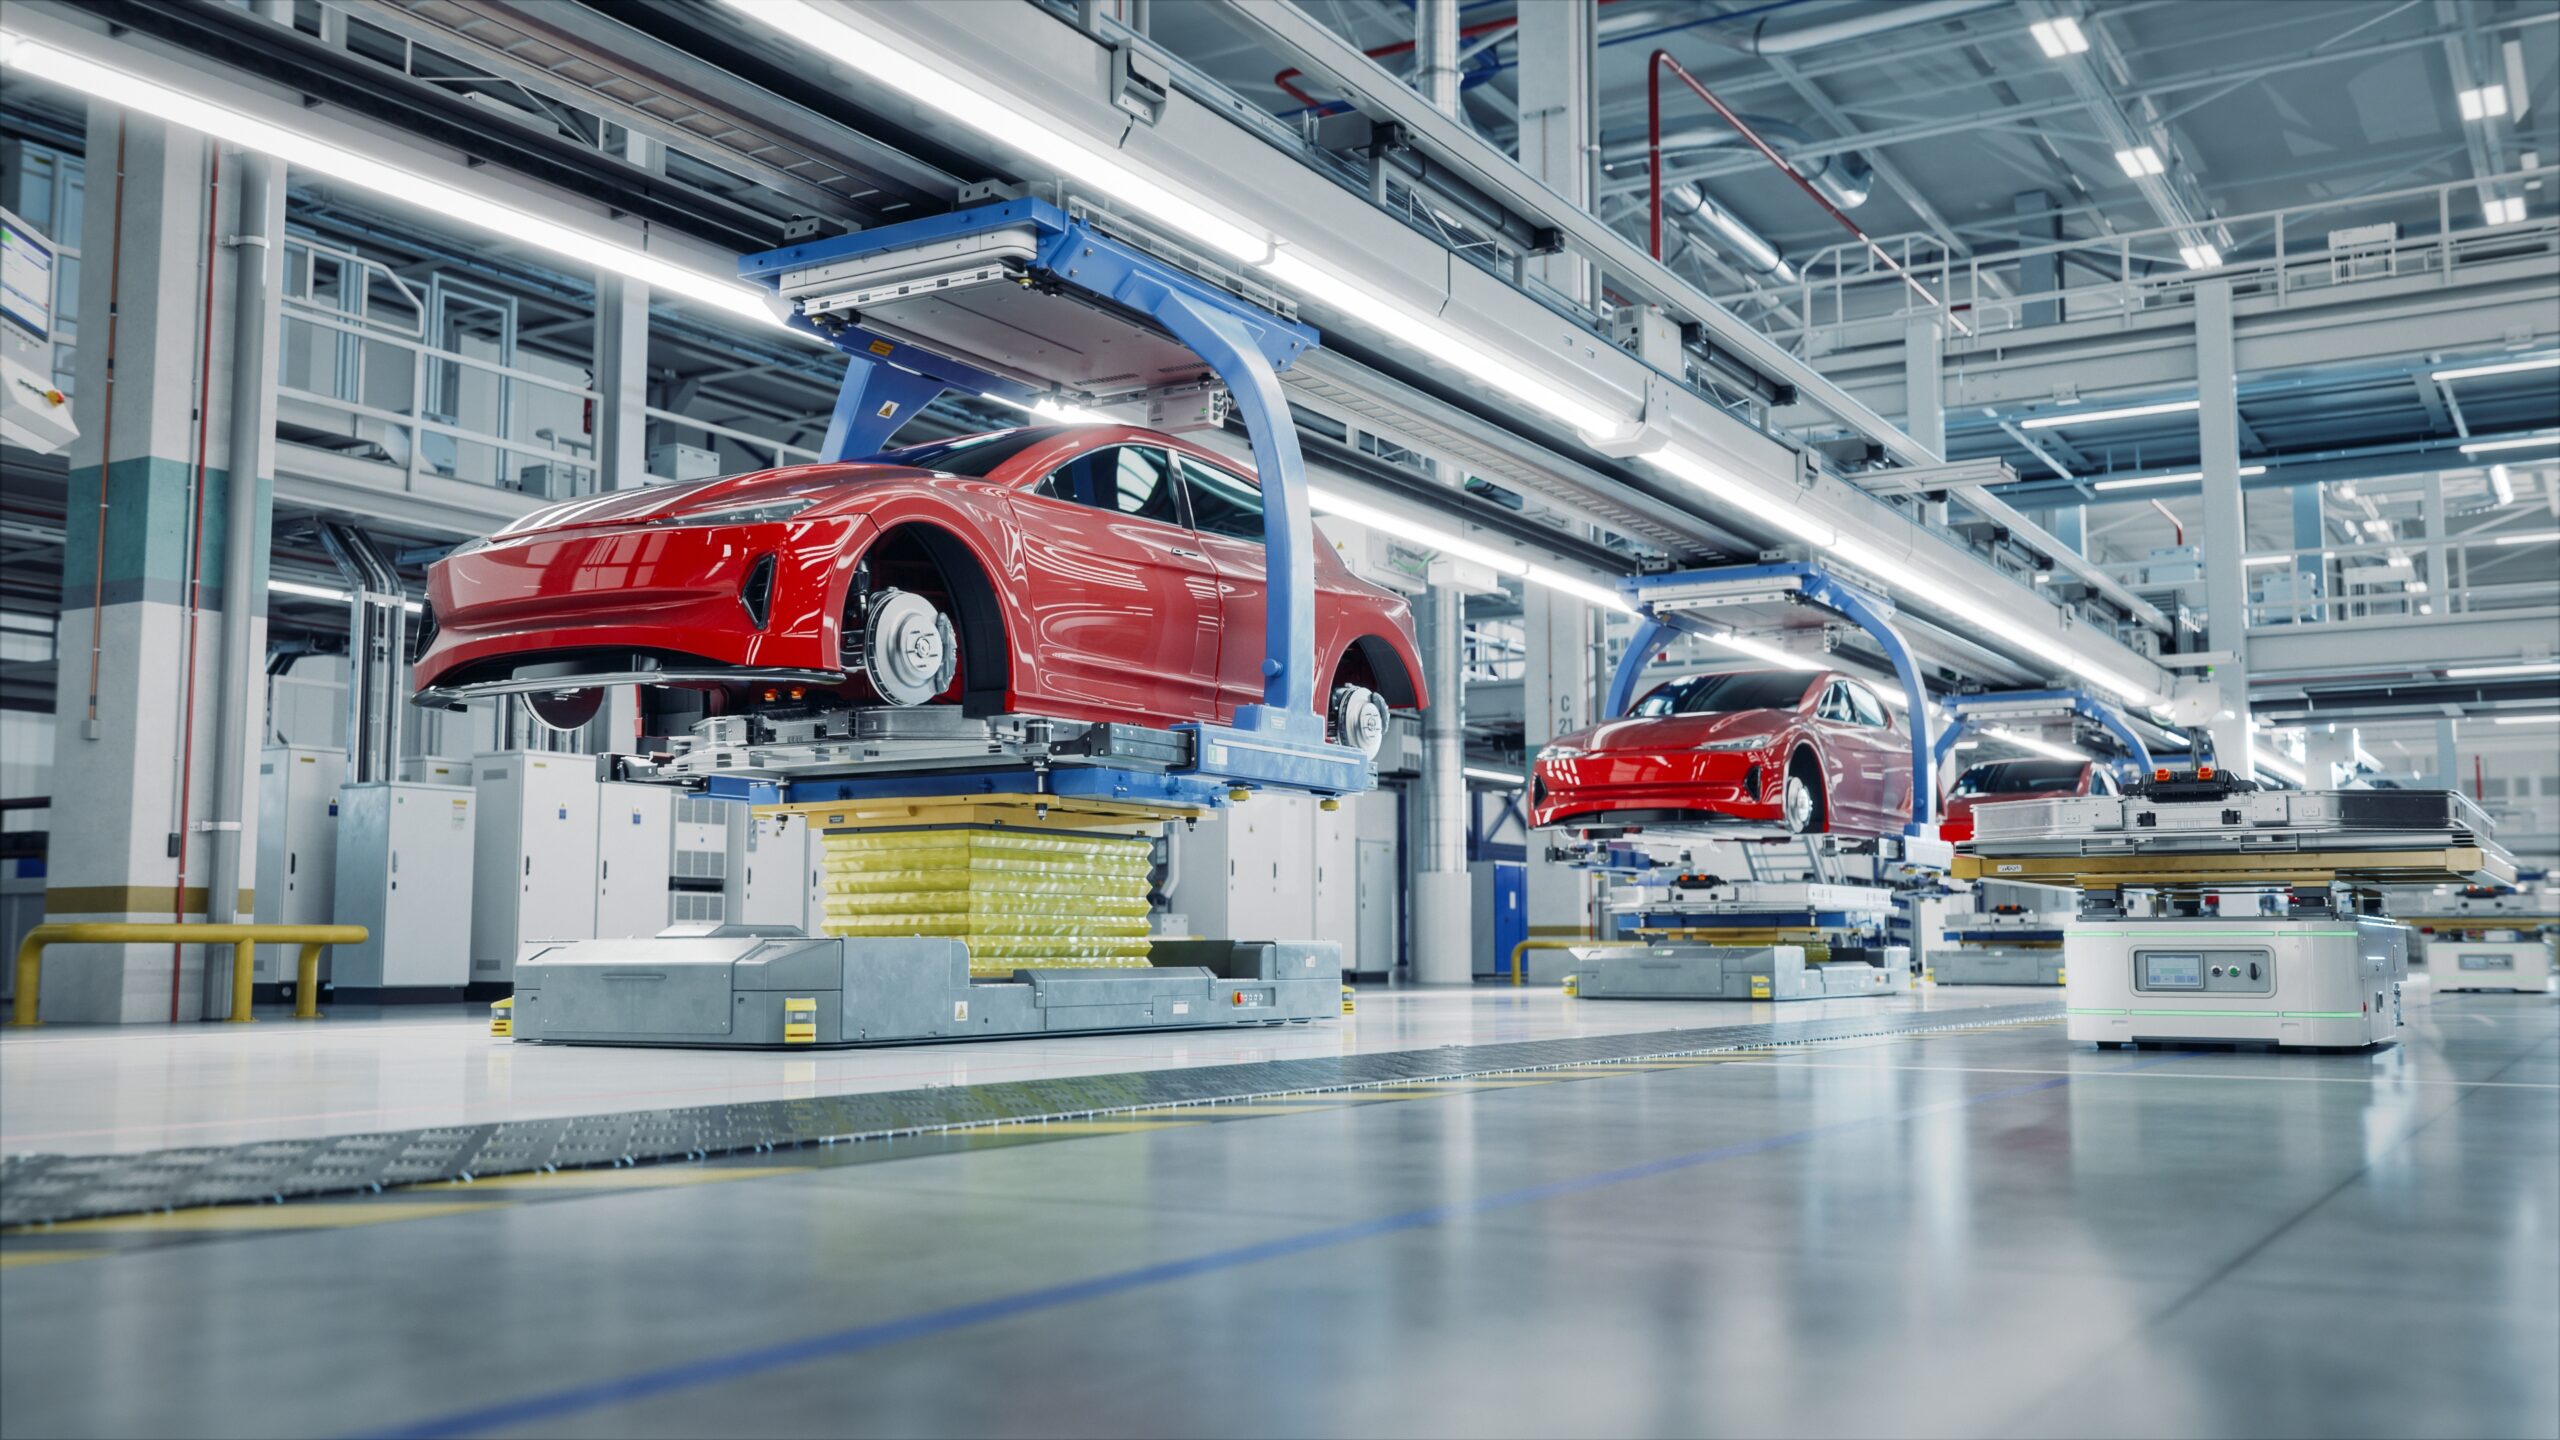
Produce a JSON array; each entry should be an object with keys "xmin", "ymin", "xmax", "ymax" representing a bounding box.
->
[{"xmin": 3, "ymin": 986, "xmax": 2554, "ymax": 1439}]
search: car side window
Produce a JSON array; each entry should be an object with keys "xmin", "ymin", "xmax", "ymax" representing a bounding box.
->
[
  {"xmin": 1848, "ymin": 683, "xmax": 1888, "ymax": 728},
  {"xmin": 1037, "ymin": 446, "xmax": 1183, "ymax": 527},
  {"xmin": 1816, "ymin": 683, "xmax": 1855, "ymax": 723},
  {"xmin": 1179, "ymin": 456, "xmax": 1264, "ymax": 542}
]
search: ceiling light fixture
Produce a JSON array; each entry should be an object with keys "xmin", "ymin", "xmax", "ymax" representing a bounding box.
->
[
  {"xmin": 267, "ymin": 577, "xmax": 424, "ymax": 614},
  {"xmin": 2484, "ymin": 196, "xmax": 2526, "ymax": 225},
  {"xmin": 2457, "ymin": 434, "xmax": 2560, "ymax": 454},
  {"xmin": 0, "ymin": 32, "xmax": 781, "ymax": 328},
  {"xmin": 2179, "ymin": 243, "xmax": 2223, "ymax": 270},
  {"xmin": 2431, "ymin": 355, "xmax": 2560, "ymax": 381},
  {"xmin": 2491, "ymin": 529, "xmax": 2560, "ymax": 546},
  {"xmin": 2020, "ymin": 399, "xmax": 2200, "ymax": 430},
  {"xmin": 2114, "ymin": 146, "xmax": 2165, "ymax": 177},
  {"xmin": 2091, "ymin": 464, "xmax": 2268, "ymax": 491},
  {"xmin": 2028, "ymin": 17, "xmax": 2088, "ymax": 56},
  {"xmin": 2445, "ymin": 662, "xmax": 2560, "ymax": 678},
  {"xmin": 1462, "ymin": 765, "xmax": 1525, "ymax": 785},
  {"xmin": 2458, "ymin": 84, "xmax": 2509, "ymax": 121},
  {"xmin": 2489, "ymin": 464, "xmax": 2515, "ymax": 507},
  {"xmin": 1980, "ymin": 726, "xmax": 2089, "ymax": 763},
  {"xmin": 2491, "ymin": 712, "xmax": 2560, "ymax": 726}
]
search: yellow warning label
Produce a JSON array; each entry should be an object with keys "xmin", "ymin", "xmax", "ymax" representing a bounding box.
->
[
  {"xmin": 783, "ymin": 997, "xmax": 817, "ymax": 1044},
  {"xmin": 868, "ymin": 339, "xmax": 894, "ymax": 356},
  {"xmin": 1750, "ymin": 976, "xmax": 1773, "ymax": 998}
]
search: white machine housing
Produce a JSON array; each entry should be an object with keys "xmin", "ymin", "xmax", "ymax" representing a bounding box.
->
[
  {"xmin": 2066, "ymin": 916, "xmax": 2409, "ymax": 1048},
  {"xmin": 332, "ymin": 782, "xmax": 475, "ymax": 991},
  {"xmin": 2428, "ymin": 937, "xmax": 2555, "ymax": 993},
  {"xmin": 254, "ymin": 745, "xmax": 345, "ymax": 981},
  {"xmin": 470, "ymin": 752, "xmax": 599, "ymax": 981}
]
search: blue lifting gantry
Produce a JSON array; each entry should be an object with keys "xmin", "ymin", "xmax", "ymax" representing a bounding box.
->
[
  {"xmin": 733, "ymin": 197, "xmax": 1372, "ymax": 803},
  {"xmin": 1603, "ymin": 562, "xmax": 1942, "ymax": 834},
  {"xmin": 1930, "ymin": 689, "xmax": 2154, "ymax": 780}
]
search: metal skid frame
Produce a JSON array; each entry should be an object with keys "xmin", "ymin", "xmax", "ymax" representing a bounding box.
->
[
  {"xmin": 1603, "ymin": 562, "xmax": 1939, "ymax": 834},
  {"xmin": 736, "ymin": 196, "xmax": 1368, "ymax": 801},
  {"xmin": 1932, "ymin": 689, "xmax": 2154, "ymax": 780}
]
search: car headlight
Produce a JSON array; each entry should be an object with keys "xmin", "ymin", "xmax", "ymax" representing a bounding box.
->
[
  {"xmin": 1539, "ymin": 746, "xmax": 1586, "ymax": 761},
  {"xmin": 1695, "ymin": 733, "xmax": 1777, "ymax": 752},
  {"xmin": 657, "ymin": 497, "xmax": 819, "ymax": 527}
]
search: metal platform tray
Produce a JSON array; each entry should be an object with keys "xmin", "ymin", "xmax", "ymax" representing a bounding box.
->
[
  {"xmin": 1966, "ymin": 787, "xmax": 2497, "ymax": 854},
  {"xmin": 510, "ymin": 929, "xmax": 1339, "ymax": 1048},
  {"xmin": 1930, "ymin": 946, "xmax": 2067, "ymax": 987},
  {"xmin": 1571, "ymin": 943, "xmax": 1911, "ymax": 1002}
]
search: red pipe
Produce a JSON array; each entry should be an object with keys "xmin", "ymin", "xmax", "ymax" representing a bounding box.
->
[
  {"xmin": 2474, "ymin": 754, "xmax": 2485, "ymax": 804},
  {"xmin": 1647, "ymin": 49, "xmax": 1970, "ymax": 336},
  {"xmin": 2148, "ymin": 498, "xmax": 2183, "ymax": 546},
  {"xmin": 170, "ymin": 144, "xmax": 221, "ymax": 1021}
]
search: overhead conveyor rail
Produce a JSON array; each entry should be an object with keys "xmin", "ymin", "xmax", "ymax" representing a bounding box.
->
[{"xmin": 1932, "ymin": 690, "xmax": 2158, "ymax": 779}]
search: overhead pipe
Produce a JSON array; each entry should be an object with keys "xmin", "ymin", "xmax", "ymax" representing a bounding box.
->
[
  {"xmin": 1601, "ymin": 118, "xmax": 1874, "ymax": 210},
  {"xmin": 1718, "ymin": 0, "xmax": 2007, "ymax": 55},
  {"xmin": 205, "ymin": 0, "xmax": 290, "ymax": 948},
  {"xmin": 1414, "ymin": 0, "xmax": 1462, "ymax": 118},
  {"xmin": 1648, "ymin": 50, "xmax": 1970, "ymax": 336}
]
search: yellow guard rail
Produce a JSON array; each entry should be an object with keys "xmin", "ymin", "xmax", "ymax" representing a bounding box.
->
[{"xmin": 11, "ymin": 924, "xmax": 369, "ymax": 1027}]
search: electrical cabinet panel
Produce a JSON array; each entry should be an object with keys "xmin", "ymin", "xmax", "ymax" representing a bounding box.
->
[
  {"xmin": 332, "ymin": 782, "xmax": 475, "ymax": 990},
  {"xmin": 254, "ymin": 745, "xmax": 345, "ymax": 981},
  {"xmin": 593, "ymin": 782, "xmax": 674, "ymax": 939},
  {"xmin": 470, "ymin": 752, "xmax": 598, "ymax": 981},
  {"xmin": 725, "ymin": 807, "xmax": 812, "ymax": 931}
]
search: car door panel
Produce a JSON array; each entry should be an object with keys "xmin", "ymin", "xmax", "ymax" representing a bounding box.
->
[
  {"xmin": 1004, "ymin": 445, "xmax": 1221, "ymax": 724},
  {"xmin": 1176, "ymin": 455, "xmax": 1273, "ymax": 720}
]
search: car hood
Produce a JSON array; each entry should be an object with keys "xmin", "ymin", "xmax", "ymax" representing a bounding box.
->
[
  {"xmin": 490, "ymin": 462, "xmax": 929, "ymax": 538},
  {"xmin": 1545, "ymin": 709, "xmax": 1791, "ymax": 756}
]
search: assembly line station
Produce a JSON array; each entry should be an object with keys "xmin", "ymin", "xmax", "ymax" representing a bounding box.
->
[{"xmin": 0, "ymin": 1, "xmax": 2555, "ymax": 1437}]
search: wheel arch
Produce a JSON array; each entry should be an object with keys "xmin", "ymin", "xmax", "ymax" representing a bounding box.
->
[
  {"xmin": 847, "ymin": 517, "xmax": 1015, "ymax": 717},
  {"xmin": 1332, "ymin": 632, "xmax": 1423, "ymax": 710}
]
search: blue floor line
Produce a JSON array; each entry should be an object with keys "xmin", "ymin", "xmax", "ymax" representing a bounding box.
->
[{"xmin": 359, "ymin": 1050, "xmax": 2195, "ymax": 1440}]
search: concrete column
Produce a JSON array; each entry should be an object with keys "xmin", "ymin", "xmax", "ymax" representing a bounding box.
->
[
  {"xmin": 1513, "ymin": 0, "xmax": 1597, "ymax": 307},
  {"xmin": 2290, "ymin": 481, "xmax": 2324, "ymax": 624},
  {"xmin": 1520, "ymin": 585, "xmax": 1593, "ymax": 964},
  {"xmin": 2194, "ymin": 280, "xmax": 2253, "ymax": 775},
  {"xmin": 1410, "ymin": 582, "xmax": 1472, "ymax": 984},
  {"xmin": 2435, "ymin": 717, "xmax": 2460, "ymax": 789},
  {"xmin": 2012, "ymin": 190, "xmax": 2062, "ymax": 328},
  {"xmin": 593, "ymin": 276, "xmax": 648, "ymax": 493},
  {"xmin": 2048, "ymin": 505, "xmax": 2086, "ymax": 555},
  {"xmin": 1903, "ymin": 314, "xmax": 1945, "ymax": 456},
  {"xmin": 2420, "ymin": 473, "xmax": 2447, "ymax": 619},
  {"xmin": 45, "ymin": 109, "xmax": 267, "ymax": 1022}
]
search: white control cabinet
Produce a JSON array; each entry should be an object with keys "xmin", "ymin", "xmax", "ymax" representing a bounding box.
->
[
  {"xmin": 725, "ymin": 808, "xmax": 814, "ymax": 931},
  {"xmin": 254, "ymin": 745, "xmax": 345, "ymax": 981},
  {"xmin": 332, "ymin": 782, "xmax": 475, "ymax": 991},
  {"xmin": 593, "ymin": 782, "xmax": 674, "ymax": 939},
  {"xmin": 470, "ymin": 752, "xmax": 599, "ymax": 982}
]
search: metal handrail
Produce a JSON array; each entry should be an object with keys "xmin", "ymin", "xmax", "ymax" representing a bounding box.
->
[
  {"xmin": 12, "ymin": 923, "xmax": 370, "ymax": 1027},
  {"xmin": 1731, "ymin": 163, "xmax": 2559, "ymax": 344}
]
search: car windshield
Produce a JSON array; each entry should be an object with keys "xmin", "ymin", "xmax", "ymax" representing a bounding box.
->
[
  {"xmin": 1952, "ymin": 759, "xmax": 2084, "ymax": 795},
  {"xmin": 1628, "ymin": 672, "xmax": 1814, "ymax": 717},
  {"xmin": 871, "ymin": 428, "xmax": 1058, "ymax": 478}
]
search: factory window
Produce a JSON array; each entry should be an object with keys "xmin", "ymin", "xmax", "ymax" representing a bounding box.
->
[
  {"xmin": 1816, "ymin": 682, "xmax": 1856, "ymax": 723},
  {"xmin": 1179, "ymin": 456, "xmax": 1264, "ymax": 542},
  {"xmin": 1038, "ymin": 445, "xmax": 1183, "ymax": 526}
]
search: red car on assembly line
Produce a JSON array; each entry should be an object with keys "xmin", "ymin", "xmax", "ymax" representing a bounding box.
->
[
  {"xmin": 410, "ymin": 425, "xmax": 1425, "ymax": 748},
  {"xmin": 1939, "ymin": 757, "xmax": 2119, "ymax": 842},
  {"xmin": 1529, "ymin": 669, "xmax": 1915, "ymax": 838}
]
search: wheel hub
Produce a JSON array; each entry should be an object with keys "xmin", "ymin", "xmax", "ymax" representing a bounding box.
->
[{"xmin": 865, "ymin": 588, "xmax": 957, "ymax": 706}]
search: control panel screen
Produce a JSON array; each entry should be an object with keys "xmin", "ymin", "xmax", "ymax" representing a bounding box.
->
[
  {"xmin": 2142, "ymin": 953, "xmax": 2205, "ymax": 989},
  {"xmin": 2457, "ymin": 953, "xmax": 2514, "ymax": 971}
]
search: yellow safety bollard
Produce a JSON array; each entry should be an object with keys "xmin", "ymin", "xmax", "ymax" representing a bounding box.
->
[{"xmin": 9, "ymin": 923, "xmax": 369, "ymax": 1027}]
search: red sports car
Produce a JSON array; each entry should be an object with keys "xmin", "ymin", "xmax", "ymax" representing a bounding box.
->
[
  {"xmin": 1529, "ymin": 669, "xmax": 1914, "ymax": 837},
  {"xmin": 1940, "ymin": 757, "xmax": 2117, "ymax": 842},
  {"xmin": 411, "ymin": 425, "xmax": 1425, "ymax": 747}
]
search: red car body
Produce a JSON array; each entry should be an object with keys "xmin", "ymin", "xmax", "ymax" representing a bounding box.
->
[
  {"xmin": 1940, "ymin": 758, "xmax": 2116, "ymax": 842},
  {"xmin": 1529, "ymin": 670, "xmax": 1915, "ymax": 837},
  {"xmin": 411, "ymin": 425, "xmax": 1425, "ymax": 732}
]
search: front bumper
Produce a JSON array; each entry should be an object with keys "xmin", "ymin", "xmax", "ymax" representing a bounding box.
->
[
  {"xmin": 412, "ymin": 515, "xmax": 863, "ymax": 701},
  {"xmin": 1528, "ymin": 749, "xmax": 1780, "ymax": 830}
]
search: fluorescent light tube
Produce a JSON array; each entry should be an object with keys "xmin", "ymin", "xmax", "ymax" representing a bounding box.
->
[
  {"xmin": 2491, "ymin": 529, "xmax": 2560, "ymax": 545},
  {"xmin": 268, "ymin": 577, "xmax": 423, "ymax": 614},
  {"xmin": 0, "ymin": 33, "xmax": 780, "ymax": 328},
  {"xmin": 2243, "ymin": 554, "xmax": 2290, "ymax": 567},
  {"xmin": 2491, "ymin": 713, "xmax": 2560, "ymax": 725},
  {"xmin": 1522, "ymin": 564, "xmax": 1637, "ymax": 615},
  {"xmin": 2489, "ymin": 464, "xmax": 2515, "ymax": 506},
  {"xmin": 2019, "ymin": 399, "xmax": 2200, "ymax": 430},
  {"xmin": 1980, "ymin": 726, "xmax": 2088, "ymax": 763},
  {"xmin": 1707, "ymin": 632, "xmax": 1824, "ymax": 672},
  {"xmin": 1642, "ymin": 446, "xmax": 1841, "ymax": 549},
  {"xmin": 1307, "ymin": 484, "xmax": 1526, "ymax": 578},
  {"xmin": 2091, "ymin": 464, "xmax": 2267, "ymax": 491},
  {"xmin": 2484, "ymin": 196, "xmax": 2526, "ymax": 225},
  {"xmin": 2446, "ymin": 662, "xmax": 2560, "ymax": 678},
  {"xmin": 2179, "ymin": 244, "xmax": 2222, "ymax": 270},
  {"xmin": 2114, "ymin": 147, "xmax": 2164, "ymax": 177},
  {"xmin": 2459, "ymin": 85, "xmax": 2508, "ymax": 121},
  {"xmin": 2431, "ymin": 355, "xmax": 2559, "ymax": 381},
  {"xmin": 1462, "ymin": 766, "xmax": 1525, "ymax": 785},
  {"xmin": 2456, "ymin": 434, "xmax": 2558, "ymax": 453},
  {"xmin": 2029, "ymin": 17, "xmax": 2087, "ymax": 56}
]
